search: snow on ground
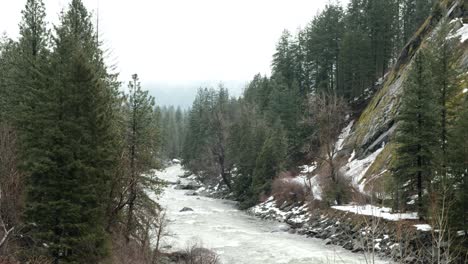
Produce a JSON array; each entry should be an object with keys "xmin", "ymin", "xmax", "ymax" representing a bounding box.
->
[
  {"xmin": 156, "ymin": 165, "xmax": 388, "ymax": 264},
  {"xmin": 309, "ymin": 175, "xmax": 323, "ymax": 200},
  {"xmin": 463, "ymin": 88, "xmax": 467, "ymax": 94},
  {"xmin": 296, "ymin": 163, "xmax": 322, "ymax": 200},
  {"xmin": 335, "ymin": 121, "xmax": 354, "ymax": 152},
  {"xmin": 341, "ymin": 144, "xmax": 385, "ymax": 193},
  {"xmin": 414, "ymin": 224, "xmax": 431, "ymax": 232},
  {"xmin": 299, "ymin": 163, "xmax": 317, "ymax": 174},
  {"xmin": 332, "ymin": 204, "xmax": 418, "ymax": 221}
]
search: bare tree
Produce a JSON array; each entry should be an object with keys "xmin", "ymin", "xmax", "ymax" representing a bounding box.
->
[
  {"xmin": 208, "ymin": 86, "xmax": 233, "ymax": 190},
  {"xmin": 308, "ymin": 93, "xmax": 349, "ymax": 204},
  {"xmin": 152, "ymin": 210, "xmax": 169, "ymax": 264}
]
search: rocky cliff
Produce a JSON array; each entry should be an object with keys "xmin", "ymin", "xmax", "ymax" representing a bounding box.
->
[{"xmin": 339, "ymin": 0, "xmax": 468, "ymax": 194}]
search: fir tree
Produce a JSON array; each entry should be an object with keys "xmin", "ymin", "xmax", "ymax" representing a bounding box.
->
[
  {"xmin": 428, "ymin": 20, "xmax": 460, "ymax": 180},
  {"xmin": 124, "ymin": 74, "xmax": 158, "ymax": 242},
  {"xmin": 251, "ymin": 122, "xmax": 287, "ymax": 201},
  {"xmin": 448, "ymin": 88, "xmax": 468, "ymax": 233},
  {"xmin": 393, "ymin": 50, "xmax": 438, "ymax": 217},
  {"xmin": 24, "ymin": 0, "xmax": 119, "ymax": 261}
]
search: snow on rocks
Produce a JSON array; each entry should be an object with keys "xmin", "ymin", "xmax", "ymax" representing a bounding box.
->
[
  {"xmin": 341, "ymin": 144, "xmax": 385, "ymax": 193},
  {"xmin": 332, "ymin": 204, "xmax": 418, "ymax": 221},
  {"xmin": 454, "ymin": 22, "xmax": 468, "ymax": 43},
  {"xmin": 335, "ymin": 120, "xmax": 354, "ymax": 152},
  {"xmin": 249, "ymin": 197, "xmax": 310, "ymax": 228}
]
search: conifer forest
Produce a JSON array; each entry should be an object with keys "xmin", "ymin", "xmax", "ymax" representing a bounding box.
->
[{"xmin": 0, "ymin": 0, "xmax": 467, "ymax": 263}]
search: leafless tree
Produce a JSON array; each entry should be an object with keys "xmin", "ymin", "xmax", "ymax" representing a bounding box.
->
[
  {"xmin": 208, "ymin": 86, "xmax": 233, "ymax": 190},
  {"xmin": 308, "ymin": 93, "xmax": 349, "ymax": 204},
  {"xmin": 152, "ymin": 210, "xmax": 169, "ymax": 264},
  {"xmin": 182, "ymin": 241, "xmax": 220, "ymax": 264}
]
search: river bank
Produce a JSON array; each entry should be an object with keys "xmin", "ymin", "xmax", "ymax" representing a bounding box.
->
[{"xmin": 155, "ymin": 164, "xmax": 392, "ymax": 264}]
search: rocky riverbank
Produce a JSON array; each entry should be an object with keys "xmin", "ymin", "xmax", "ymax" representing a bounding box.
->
[{"xmin": 248, "ymin": 198, "xmax": 463, "ymax": 264}]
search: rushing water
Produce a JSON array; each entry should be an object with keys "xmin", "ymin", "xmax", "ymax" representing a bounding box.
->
[{"xmin": 156, "ymin": 164, "xmax": 391, "ymax": 264}]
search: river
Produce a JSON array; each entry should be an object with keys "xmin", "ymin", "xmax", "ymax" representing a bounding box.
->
[{"xmin": 156, "ymin": 164, "xmax": 391, "ymax": 264}]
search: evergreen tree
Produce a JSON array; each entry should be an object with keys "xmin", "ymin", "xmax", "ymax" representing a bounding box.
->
[
  {"xmin": 228, "ymin": 103, "xmax": 267, "ymax": 208},
  {"xmin": 402, "ymin": 0, "xmax": 434, "ymax": 45},
  {"xmin": 393, "ymin": 50, "xmax": 438, "ymax": 217},
  {"xmin": 304, "ymin": 4, "xmax": 344, "ymax": 95},
  {"xmin": 124, "ymin": 74, "xmax": 159, "ymax": 242},
  {"xmin": 251, "ymin": 122, "xmax": 287, "ymax": 201},
  {"xmin": 24, "ymin": 0, "xmax": 119, "ymax": 261},
  {"xmin": 448, "ymin": 88, "xmax": 468, "ymax": 232},
  {"xmin": 428, "ymin": 20, "xmax": 460, "ymax": 180}
]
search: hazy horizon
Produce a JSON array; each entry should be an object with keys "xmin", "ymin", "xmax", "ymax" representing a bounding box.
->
[{"xmin": 1, "ymin": 0, "xmax": 349, "ymax": 107}]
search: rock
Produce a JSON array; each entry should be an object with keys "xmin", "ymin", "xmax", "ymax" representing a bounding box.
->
[
  {"xmin": 175, "ymin": 181, "xmax": 201, "ymax": 190},
  {"xmin": 180, "ymin": 207, "xmax": 194, "ymax": 212},
  {"xmin": 343, "ymin": 241, "xmax": 353, "ymax": 250},
  {"xmin": 185, "ymin": 191, "xmax": 198, "ymax": 196}
]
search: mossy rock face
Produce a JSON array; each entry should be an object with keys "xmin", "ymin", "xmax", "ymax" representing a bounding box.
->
[{"xmin": 341, "ymin": 0, "xmax": 468, "ymax": 186}]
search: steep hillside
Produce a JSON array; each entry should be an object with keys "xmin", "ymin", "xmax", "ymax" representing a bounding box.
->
[{"xmin": 337, "ymin": 0, "xmax": 468, "ymax": 194}]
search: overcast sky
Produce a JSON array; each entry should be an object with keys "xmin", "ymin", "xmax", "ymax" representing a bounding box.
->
[{"xmin": 0, "ymin": 0, "xmax": 346, "ymax": 106}]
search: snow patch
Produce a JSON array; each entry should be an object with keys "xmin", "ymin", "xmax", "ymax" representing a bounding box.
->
[
  {"xmin": 332, "ymin": 204, "xmax": 419, "ymax": 221},
  {"xmin": 414, "ymin": 224, "xmax": 432, "ymax": 232},
  {"xmin": 463, "ymin": 88, "xmax": 467, "ymax": 94},
  {"xmin": 299, "ymin": 163, "xmax": 317, "ymax": 174},
  {"xmin": 296, "ymin": 163, "xmax": 322, "ymax": 200},
  {"xmin": 335, "ymin": 121, "xmax": 354, "ymax": 152},
  {"xmin": 454, "ymin": 23, "xmax": 468, "ymax": 43},
  {"xmin": 341, "ymin": 144, "xmax": 385, "ymax": 193}
]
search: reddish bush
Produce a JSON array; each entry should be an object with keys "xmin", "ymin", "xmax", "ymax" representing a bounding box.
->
[{"xmin": 271, "ymin": 172, "xmax": 307, "ymax": 205}]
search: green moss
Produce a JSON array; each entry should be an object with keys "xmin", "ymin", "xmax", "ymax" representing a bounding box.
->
[{"xmin": 364, "ymin": 142, "xmax": 395, "ymax": 181}]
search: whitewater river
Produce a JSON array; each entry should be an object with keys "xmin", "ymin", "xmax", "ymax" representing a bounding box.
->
[{"xmin": 156, "ymin": 164, "xmax": 391, "ymax": 264}]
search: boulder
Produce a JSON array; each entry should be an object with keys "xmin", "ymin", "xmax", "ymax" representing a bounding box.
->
[
  {"xmin": 180, "ymin": 207, "xmax": 194, "ymax": 212},
  {"xmin": 185, "ymin": 191, "xmax": 198, "ymax": 196},
  {"xmin": 175, "ymin": 181, "xmax": 201, "ymax": 190}
]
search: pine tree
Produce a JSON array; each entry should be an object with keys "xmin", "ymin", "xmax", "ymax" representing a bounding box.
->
[
  {"xmin": 228, "ymin": 103, "xmax": 267, "ymax": 208},
  {"xmin": 448, "ymin": 88, "xmax": 468, "ymax": 233},
  {"xmin": 428, "ymin": 20, "xmax": 460, "ymax": 180},
  {"xmin": 124, "ymin": 74, "xmax": 158, "ymax": 242},
  {"xmin": 393, "ymin": 50, "xmax": 438, "ymax": 217},
  {"xmin": 304, "ymin": 4, "xmax": 344, "ymax": 95},
  {"xmin": 24, "ymin": 0, "xmax": 119, "ymax": 261},
  {"xmin": 402, "ymin": 0, "xmax": 434, "ymax": 45},
  {"xmin": 251, "ymin": 122, "xmax": 287, "ymax": 201}
]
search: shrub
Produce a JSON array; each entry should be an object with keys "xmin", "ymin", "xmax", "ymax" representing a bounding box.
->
[
  {"xmin": 182, "ymin": 244, "xmax": 220, "ymax": 264},
  {"xmin": 271, "ymin": 172, "xmax": 307, "ymax": 205}
]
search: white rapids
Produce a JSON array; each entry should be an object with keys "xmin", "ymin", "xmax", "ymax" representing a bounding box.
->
[{"xmin": 155, "ymin": 164, "xmax": 391, "ymax": 264}]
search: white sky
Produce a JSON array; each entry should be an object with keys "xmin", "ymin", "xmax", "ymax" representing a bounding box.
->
[{"xmin": 0, "ymin": 0, "xmax": 347, "ymax": 106}]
